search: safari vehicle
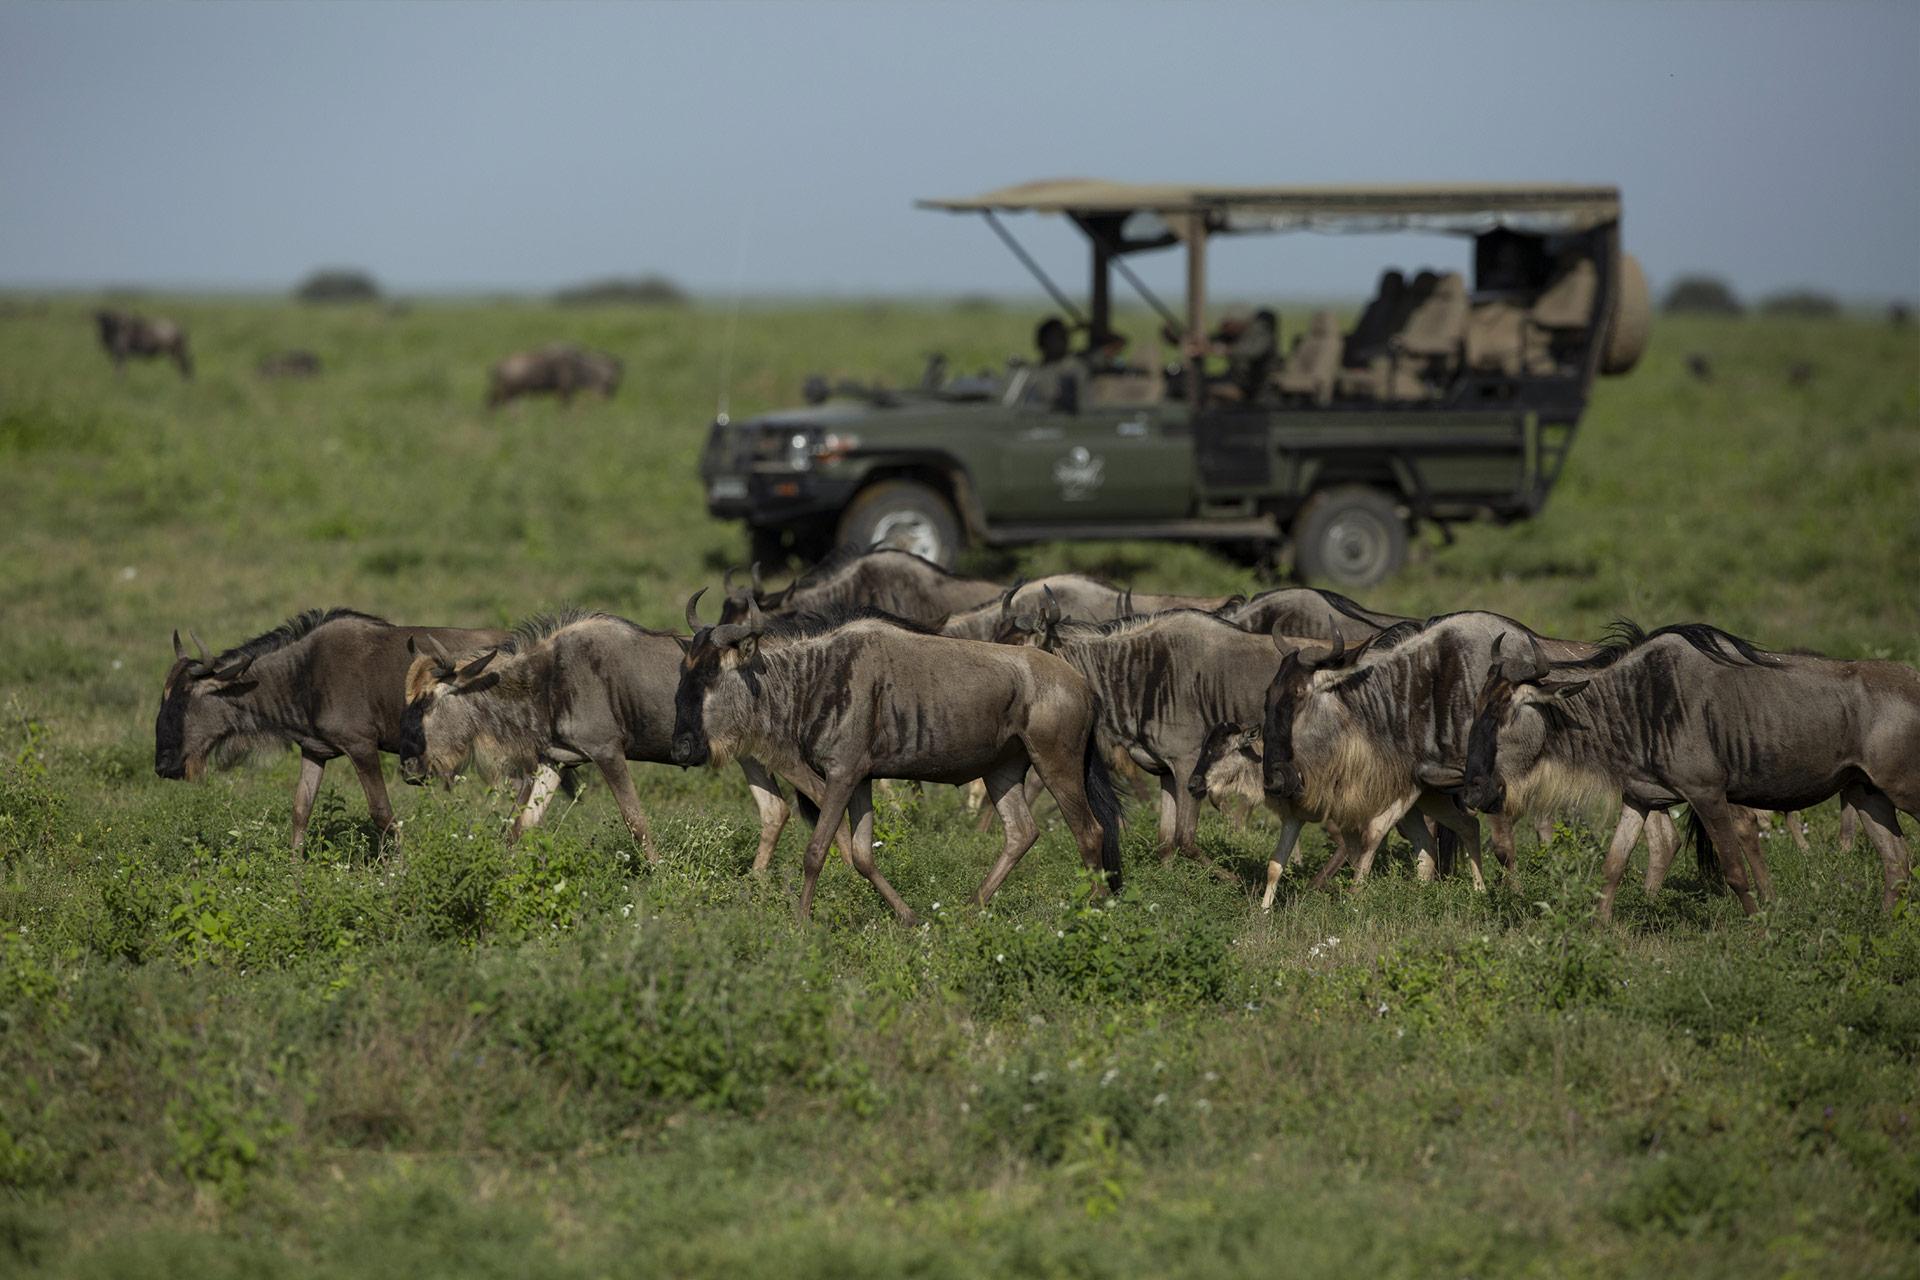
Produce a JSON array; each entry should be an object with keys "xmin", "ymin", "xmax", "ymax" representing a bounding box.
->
[{"xmin": 700, "ymin": 180, "xmax": 1648, "ymax": 586}]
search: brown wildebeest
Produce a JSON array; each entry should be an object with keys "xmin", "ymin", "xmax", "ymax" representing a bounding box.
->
[
  {"xmin": 396, "ymin": 609, "xmax": 801, "ymax": 868},
  {"xmin": 486, "ymin": 343, "xmax": 623, "ymax": 408},
  {"xmin": 670, "ymin": 593, "xmax": 1122, "ymax": 924},
  {"xmin": 96, "ymin": 309, "xmax": 193, "ymax": 378},
  {"xmin": 154, "ymin": 608, "xmax": 557, "ymax": 851},
  {"xmin": 751, "ymin": 548, "xmax": 1003, "ymax": 624},
  {"xmin": 938, "ymin": 578, "xmax": 1238, "ymax": 640},
  {"xmin": 1460, "ymin": 624, "xmax": 1919, "ymax": 918},
  {"xmin": 258, "ymin": 349, "xmax": 322, "ymax": 378},
  {"xmin": 1213, "ymin": 587, "xmax": 1413, "ymax": 645},
  {"xmin": 1190, "ymin": 721, "xmax": 1472, "ymax": 910}
]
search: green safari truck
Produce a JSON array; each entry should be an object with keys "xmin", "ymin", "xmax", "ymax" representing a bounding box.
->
[{"xmin": 700, "ymin": 179, "xmax": 1649, "ymax": 587}]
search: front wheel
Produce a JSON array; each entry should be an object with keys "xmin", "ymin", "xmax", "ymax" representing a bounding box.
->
[
  {"xmin": 836, "ymin": 479, "xmax": 963, "ymax": 569},
  {"xmin": 1291, "ymin": 485, "xmax": 1408, "ymax": 588}
]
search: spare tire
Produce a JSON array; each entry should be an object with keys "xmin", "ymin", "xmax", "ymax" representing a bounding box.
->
[{"xmin": 1600, "ymin": 252, "xmax": 1651, "ymax": 375}]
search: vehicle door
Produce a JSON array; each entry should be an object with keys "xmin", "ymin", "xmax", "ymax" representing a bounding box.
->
[{"xmin": 991, "ymin": 385, "xmax": 1194, "ymax": 520}]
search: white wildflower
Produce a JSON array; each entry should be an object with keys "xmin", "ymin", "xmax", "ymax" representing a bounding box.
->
[{"xmin": 1151, "ymin": 1092, "xmax": 1169, "ymax": 1108}]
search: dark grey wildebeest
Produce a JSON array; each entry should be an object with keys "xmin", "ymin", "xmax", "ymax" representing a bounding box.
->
[
  {"xmin": 395, "ymin": 609, "xmax": 799, "ymax": 868},
  {"xmin": 753, "ymin": 549, "xmax": 1003, "ymax": 625},
  {"xmin": 670, "ymin": 594, "xmax": 1122, "ymax": 924},
  {"xmin": 995, "ymin": 596, "xmax": 1335, "ymax": 880},
  {"xmin": 1459, "ymin": 623, "xmax": 1919, "ymax": 918},
  {"xmin": 96, "ymin": 309, "xmax": 193, "ymax": 378},
  {"xmin": 486, "ymin": 343, "xmax": 623, "ymax": 408},
  {"xmin": 939, "ymin": 578, "xmax": 1239, "ymax": 641},
  {"xmin": 1213, "ymin": 588, "xmax": 1414, "ymax": 646},
  {"xmin": 154, "ymin": 608, "xmax": 556, "ymax": 851}
]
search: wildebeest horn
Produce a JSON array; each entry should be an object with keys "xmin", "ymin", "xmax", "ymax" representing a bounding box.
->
[
  {"xmin": 1041, "ymin": 585, "xmax": 1062, "ymax": 626},
  {"xmin": 173, "ymin": 630, "xmax": 190, "ymax": 662},
  {"xmin": 189, "ymin": 631, "xmax": 210, "ymax": 663},
  {"xmin": 750, "ymin": 562, "xmax": 766, "ymax": 596},
  {"xmin": 723, "ymin": 566, "xmax": 739, "ymax": 592},
  {"xmin": 1116, "ymin": 588, "xmax": 1134, "ymax": 619},
  {"xmin": 710, "ymin": 622, "xmax": 752, "ymax": 647},
  {"xmin": 999, "ymin": 578, "xmax": 1027, "ymax": 616},
  {"xmin": 1495, "ymin": 630, "xmax": 1549, "ymax": 683},
  {"xmin": 746, "ymin": 594, "xmax": 764, "ymax": 634},
  {"xmin": 418, "ymin": 635, "xmax": 455, "ymax": 673},
  {"xmin": 685, "ymin": 588, "xmax": 709, "ymax": 632}
]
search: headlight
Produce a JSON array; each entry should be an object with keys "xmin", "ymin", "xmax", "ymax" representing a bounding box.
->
[{"xmin": 753, "ymin": 427, "xmax": 860, "ymax": 470}]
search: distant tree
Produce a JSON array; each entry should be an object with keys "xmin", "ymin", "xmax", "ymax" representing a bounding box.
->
[
  {"xmin": 296, "ymin": 269, "xmax": 381, "ymax": 303},
  {"xmin": 1662, "ymin": 275, "xmax": 1743, "ymax": 316},
  {"xmin": 554, "ymin": 275, "xmax": 688, "ymax": 307},
  {"xmin": 1759, "ymin": 289, "xmax": 1841, "ymax": 319}
]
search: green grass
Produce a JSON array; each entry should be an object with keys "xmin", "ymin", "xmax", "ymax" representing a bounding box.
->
[{"xmin": 1, "ymin": 296, "xmax": 1917, "ymax": 1277}]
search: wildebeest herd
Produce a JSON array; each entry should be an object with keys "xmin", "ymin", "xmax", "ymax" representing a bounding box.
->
[
  {"xmin": 94, "ymin": 307, "xmax": 619, "ymax": 408},
  {"xmin": 154, "ymin": 547, "xmax": 1919, "ymax": 924}
]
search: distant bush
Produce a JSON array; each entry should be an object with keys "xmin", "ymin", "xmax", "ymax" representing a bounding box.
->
[
  {"xmin": 296, "ymin": 269, "xmax": 381, "ymax": 304},
  {"xmin": 1663, "ymin": 276, "xmax": 1743, "ymax": 316},
  {"xmin": 1759, "ymin": 289, "xmax": 1841, "ymax": 319},
  {"xmin": 554, "ymin": 275, "xmax": 688, "ymax": 307}
]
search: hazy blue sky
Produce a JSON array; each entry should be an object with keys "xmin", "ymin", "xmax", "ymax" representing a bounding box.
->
[{"xmin": 2, "ymin": 1, "xmax": 1915, "ymax": 301}]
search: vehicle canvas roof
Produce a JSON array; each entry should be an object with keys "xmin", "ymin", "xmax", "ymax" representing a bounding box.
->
[{"xmin": 919, "ymin": 179, "xmax": 1621, "ymax": 236}]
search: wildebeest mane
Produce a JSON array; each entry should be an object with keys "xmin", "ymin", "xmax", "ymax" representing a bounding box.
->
[
  {"xmin": 784, "ymin": 545, "xmax": 961, "ymax": 593},
  {"xmin": 1072, "ymin": 607, "xmax": 1244, "ymax": 640},
  {"xmin": 769, "ymin": 604, "xmax": 949, "ymax": 640},
  {"xmin": 1578, "ymin": 620, "xmax": 1779, "ymax": 669},
  {"xmin": 217, "ymin": 607, "xmax": 388, "ymax": 665},
  {"xmin": 501, "ymin": 608, "xmax": 670, "ymax": 654}
]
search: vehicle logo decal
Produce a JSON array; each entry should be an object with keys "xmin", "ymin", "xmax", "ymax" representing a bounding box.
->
[{"xmin": 1053, "ymin": 446, "xmax": 1105, "ymax": 502}]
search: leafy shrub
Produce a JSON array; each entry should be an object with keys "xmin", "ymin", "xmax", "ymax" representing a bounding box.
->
[
  {"xmin": 295, "ymin": 268, "xmax": 381, "ymax": 303},
  {"xmin": 1663, "ymin": 275, "xmax": 1744, "ymax": 315},
  {"xmin": 1760, "ymin": 289, "xmax": 1841, "ymax": 318},
  {"xmin": 554, "ymin": 276, "xmax": 688, "ymax": 307},
  {"xmin": 949, "ymin": 896, "xmax": 1234, "ymax": 1015}
]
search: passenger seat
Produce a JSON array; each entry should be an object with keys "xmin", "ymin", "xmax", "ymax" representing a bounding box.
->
[{"xmin": 1273, "ymin": 310, "xmax": 1341, "ymax": 405}]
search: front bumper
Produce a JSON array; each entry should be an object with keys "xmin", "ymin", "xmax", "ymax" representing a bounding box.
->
[{"xmin": 700, "ymin": 419, "xmax": 865, "ymax": 525}]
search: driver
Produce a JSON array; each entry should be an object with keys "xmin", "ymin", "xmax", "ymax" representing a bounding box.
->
[{"xmin": 1025, "ymin": 315, "xmax": 1085, "ymax": 411}]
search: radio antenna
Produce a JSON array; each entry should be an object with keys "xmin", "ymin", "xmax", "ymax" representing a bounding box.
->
[{"xmin": 715, "ymin": 202, "xmax": 753, "ymax": 424}]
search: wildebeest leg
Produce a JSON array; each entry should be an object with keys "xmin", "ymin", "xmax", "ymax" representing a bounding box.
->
[
  {"xmin": 1782, "ymin": 811, "xmax": 1810, "ymax": 851},
  {"xmin": 290, "ymin": 753, "xmax": 328, "ymax": 854},
  {"xmin": 972, "ymin": 761, "xmax": 1042, "ymax": 905},
  {"xmin": 347, "ymin": 750, "xmax": 396, "ymax": 848},
  {"xmin": 739, "ymin": 758, "xmax": 790, "ymax": 874},
  {"xmin": 1595, "ymin": 801, "xmax": 1650, "ymax": 922},
  {"xmin": 844, "ymin": 779, "xmax": 918, "ymax": 924},
  {"xmin": 1534, "ymin": 815, "xmax": 1555, "ymax": 845},
  {"xmin": 798, "ymin": 776, "xmax": 859, "ymax": 921},
  {"xmin": 1155, "ymin": 774, "xmax": 1180, "ymax": 860},
  {"xmin": 1734, "ymin": 808, "xmax": 1776, "ymax": 902},
  {"xmin": 508, "ymin": 766, "xmax": 565, "ymax": 841},
  {"xmin": 1026, "ymin": 739, "xmax": 1116, "ymax": 900},
  {"xmin": 1642, "ymin": 809, "xmax": 1681, "ymax": 893},
  {"xmin": 1416, "ymin": 794, "xmax": 1482, "ymax": 891},
  {"xmin": 1308, "ymin": 826, "xmax": 1359, "ymax": 890},
  {"xmin": 1838, "ymin": 798, "xmax": 1859, "ymax": 852},
  {"xmin": 1260, "ymin": 816, "xmax": 1307, "ymax": 912},
  {"xmin": 1844, "ymin": 784, "xmax": 1912, "ymax": 912},
  {"xmin": 592, "ymin": 753, "xmax": 659, "ymax": 862},
  {"xmin": 1172, "ymin": 763, "xmax": 1240, "ymax": 884},
  {"xmin": 1343, "ymin": 792, "xmax": 1422, "ymax": 888},
  {"xmin": 1688, "ymin": 794, "xmax": 1763, "ymax": 916}
]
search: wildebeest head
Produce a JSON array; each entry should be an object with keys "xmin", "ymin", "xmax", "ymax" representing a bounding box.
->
[
  {"xmin": 996, "ymin": 584, "xmax": 1063, "ymax": 647},
  {"xmin": 1259, "ymin": 623, "xmax": 1347, "ymax": 801},
  {"xmin": 154, "ymin": 630, "xmax": 259, "ymax": 781},
  {"xmin": 397, "ymin": 636, "xmax": 501, "ymax": 784},
  {"xmin": 671, "ymin": 588, "xmax": 764, "ymax": 768},
  {"xmin": 1458, "ymin": 633, "xmax": 1587, "ymax": 813},
  {"xmin": 1190, "ymin": 721, "xmax": 1264, "ymax": 804}
]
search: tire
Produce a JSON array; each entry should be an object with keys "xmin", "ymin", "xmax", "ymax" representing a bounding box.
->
[
  {"xmin": 836, "ymin": 479, "xmax": 963, "ymax": 569},
  {"xmin": 1291, "ymin": 485, "xmax": 1408, "ymax": 588}
]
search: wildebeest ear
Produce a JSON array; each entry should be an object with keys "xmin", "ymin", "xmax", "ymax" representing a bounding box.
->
[
  {"xmin": 672, "ymin": 634, "xmax": 692, "ymax": 655},
  {"xmin": 1548, "ymin": 679, "xmax": 1590, "ymax": 700},
  {"xmin": 212, "ymin": 654, "xmax": 254, "ymax": 683},
  {"xmin": 736, "ymin": 633, "xmax": 759, "ymax": 665},
  {"xmin": 457, "ymin": 649, "xmax": 497, "ymax": 681},
  {"xmin": 1011, "ymin": 613, "xmax": 1040, "ymax": 634}
]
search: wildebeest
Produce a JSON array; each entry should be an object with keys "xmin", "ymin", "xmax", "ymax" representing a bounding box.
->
[
  {"xmin": 1213, "ymin": 587, "xmax": 1413, "ymax": 645},
  {"xmin": 995, "ymin": 596, "xmax": 1311, "ymax": 878},
  {"xmin": 752, "ymin": 549, "xmax": 1002, "ymax": 624},
  {"xmin": 486, "ymin": 343, "xmax": 623, "ymax": 408},
  {"xmin": 1459, "ymin": 624, "xmax": 1919, "ymax": 917},
  {"xmin": 395, "ymin": 609, "xmax": 799, "ymax": 868},
  {"xmin": 1259, "ymin": 612, "xmax": 1625, "ymax": 890},
  {"xmin": 154, "ymin": 608, "xmax": 554, "ymax": 851},
  {"xmin": 671, "ymin": 593, "xmax": 1122, "ymax": 924},
  {"xmin": 96, "ymin": 309, "xmax": 193, "ymax": 379},
  {"xmin": 257, "ymin": 349, "xmax": 322, "ymax": 378},
  {"xmin": 1190, "ymin": 721, "xmax": 1479, "ymax": 910}
]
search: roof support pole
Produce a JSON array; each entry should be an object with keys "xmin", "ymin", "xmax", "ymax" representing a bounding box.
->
[
  {"xmin": 1185, "ymin": 213, "xmax": 1208, "ymax": 402},
  {"xmin": 1090, "ymin": 240, "xmax": 1112, "ymax": 347}
]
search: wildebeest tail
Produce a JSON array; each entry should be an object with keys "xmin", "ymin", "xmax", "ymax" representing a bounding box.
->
[
  {"xmin": 1433, "ymin": 823, "xmax": 1458, "ymax": 877},
  {"xmin": 1082, "ymin": 699, "xmax": 1124, "ymax": 894},
  {"xmin": 796, "ymin": 791, "xmax": 822, "ymax": 829},
  {"xmin": 1688, "ymin": 808, "xmax": 1725, "ymax": 884},
  {"xmin": 558, "ymin": 765, "xmax": 587, "ymax": 800}
]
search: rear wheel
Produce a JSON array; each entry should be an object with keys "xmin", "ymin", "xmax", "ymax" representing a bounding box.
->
[
  {"xmin": 1291, "ymin": 485, "xmax": 1408, "ymax": 588},
  {"xmin": 836, "ymin": 479, "xmax": 963, "ymax": 569}
]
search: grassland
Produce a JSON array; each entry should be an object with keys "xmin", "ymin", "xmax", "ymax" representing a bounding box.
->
[{"xmin": 1, "ymin": 295, "xmax": 1917, "ymax": 1277}]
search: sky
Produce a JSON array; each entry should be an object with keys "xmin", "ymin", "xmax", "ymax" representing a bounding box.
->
[{"xmin": 1, "ymin": 1, "xmax": 1916, "ymax": 302}]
